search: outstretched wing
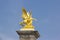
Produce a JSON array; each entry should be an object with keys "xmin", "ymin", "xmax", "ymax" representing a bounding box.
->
[
  {"xmin": 22, "ymin": 8, "xmax": 28, "ymax": 19},
  {"xmin": 29, "ymin": 11, "xmax": 37, "ymax": 21}
]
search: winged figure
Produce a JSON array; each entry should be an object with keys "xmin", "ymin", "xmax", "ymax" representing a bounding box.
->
[{"xmin": 20, "ymin": 8, "xmax": 34, "ymax": 27}]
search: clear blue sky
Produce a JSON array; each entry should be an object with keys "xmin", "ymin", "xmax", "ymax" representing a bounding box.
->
[{"xmin": 0, "ymin": 0, "xmax": 60, "ymax": 40}]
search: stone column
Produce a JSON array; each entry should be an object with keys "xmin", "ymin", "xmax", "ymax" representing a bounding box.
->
[{"xmin": 16, "ymin": 30, "xmax": 40, "ymax": 40}]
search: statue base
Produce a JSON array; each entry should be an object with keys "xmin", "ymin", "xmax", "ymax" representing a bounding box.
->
[
  {"xmin": 16, "ymin": 30, "xmax": 40, "ymax": 40},
  {"xmin": 20, "ymin": 28, "xmax": 34, "ymax": 31}
]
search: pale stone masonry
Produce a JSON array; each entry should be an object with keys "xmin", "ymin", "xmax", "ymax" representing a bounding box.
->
[{"xmin": 16, "ymin": 30, "xmax": 40, "ymax": 40}]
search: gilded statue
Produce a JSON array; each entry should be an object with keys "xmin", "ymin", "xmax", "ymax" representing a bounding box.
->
[{"xmin": 20, "ymin": 8, "xmax": 35, "ymax": 31}]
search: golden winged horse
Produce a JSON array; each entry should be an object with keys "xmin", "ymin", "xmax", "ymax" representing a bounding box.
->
[{"xmin": 20, "ymin": 8, "xmax": 35, "ymax": 30}]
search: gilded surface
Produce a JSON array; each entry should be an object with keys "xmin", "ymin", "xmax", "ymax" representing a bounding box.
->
[{"xmin": 20, "ymin": 8, "xmax": 35, "ymax": 30}]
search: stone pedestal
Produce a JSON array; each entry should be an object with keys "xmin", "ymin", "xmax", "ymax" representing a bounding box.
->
[{"xmin": 16, "ymin": 30, "xmax": 40, "ymax": 40}]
